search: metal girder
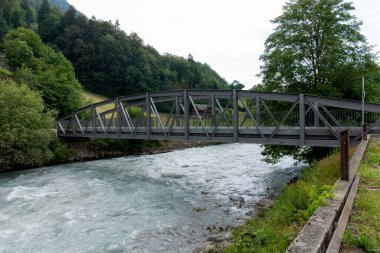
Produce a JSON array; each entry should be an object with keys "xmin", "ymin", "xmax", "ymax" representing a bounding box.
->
[
  {"xmin": 212, "ymin": 96, "xmax": 232, "ymax": 138},
  {"xmin": 74, "ymin": 115, "xmax": 84, "ymax": 134},
  {"xmin": 300, "ymin": 94, "xmax": 305, "ymax": 146},
  {"xmin": 238, "ymin": 90, "xmax": 299, "ymax": 102},
  {"xmin": 320, "ymin": 105, "xmax": 342, "ymax": 127},
  {"xmin": 184, "ymin": 90, "xmax": 189, "ymax": 140},
  {"xmin": 164, "ymin": 102, "xmax": 176, "ymax": 128},
  {"xmin": 57, "ymin": 89, "xmax": 380, "ymax": 148},
  {"xmin": 305, "ymin": 95, "xmax": 380, "ymax": 113},
  {"xmin": 119, "ymin": 101, "xmax": 134, "ymax": 135},
  {"xmin": 353, "ymin": 116, "xmax": 380, "ymax": 142},
  {"xmin": 307, "ymin": 99, "xmax": 340, "ymax": 141},
  {"xmin": 239, "ymin": 98, "xmax": 255, "ymax": 127},
  {"xmin": 188, "ymin": 96, "xmax": 209, "ymax": 138},
  {"xmin": 188, "ymin": 90, "xmax": 231, "ymax": 97},
  {"xmin": 150, "ymin": 97, "xmax": 167, "ymax": 137},
  {"xmin": 233, "ymin": 89, "xmax": 239, "ymax": 142},
  {"xmin": 95, "ymin": 108, "xmax": 106, "ymax": 135},
  {"xmin": 239, "ymin": 97, "xmax": 267, "ymax": 140},
  {"xmin": 261, "ymin": 100, "xmax": 279, "ymax": 125},
  {"xmin": 57, "ymin": 122, "xmax": 65, "ymax": 135},
  {"xmin": 340, "ymin": 130, "xmax": 350, "ymax": 180},
  {"xmin": 270, "ymin": 98, "xmax": 299, "ymax": 142}
]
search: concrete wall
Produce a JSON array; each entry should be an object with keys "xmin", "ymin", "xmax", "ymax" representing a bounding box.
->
[{"xmin": 286, "ymin": 136, "xmax": 370, "ymax": 253}]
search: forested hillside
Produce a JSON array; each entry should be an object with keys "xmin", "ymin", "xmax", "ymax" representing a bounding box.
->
[
  {"xmin": 0, "ymin": 0, "xmax": 234, "ymax": 171},
  {"xmin": 0, "ymin": 0, "xmax": 232, "ymax": 98}
]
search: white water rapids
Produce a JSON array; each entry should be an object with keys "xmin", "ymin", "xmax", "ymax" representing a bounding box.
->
[{"xmin": 0, "ymin": 144, "xmax": 304, "ymax": 253}]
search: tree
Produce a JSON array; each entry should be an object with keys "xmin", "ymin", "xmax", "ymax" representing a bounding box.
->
[
  {"xmin": 230, "ymin": 80, "xmax": 245, "ymax": 90},
  {"xmin": 0, "ymin": 80, "xmax": 55, "ymax": 171},
  {"xmin": 38, "ymin": 11, "xmax": 62, "ymax": 42},
  {"xmin": 62, "ymin": 5, "xmax": 77, "ymax": 27},
  {"xmin": 258, "ymin": 0, "xmax": 380, "ymax": 163},
  {"xmin": 10, "ymin": 7, "xmax": 26, "ymax": 28},
  {"xmin": 20, "ymin": 0, "xmax": 35, "ymax": 26},
  {"xmin": 2, "ymin": 39, "xmax": 34, "ymax": 68},
  {"xmin": 37, "ymin": 0, "xmax": 50, "ymax": 24},
  {"xmin": 2, "ymin": 28, "xmax": 83, "ymax": 116},
  {"xmin": 0, "ymin": 17, "xmax": 10, "ymax": 40},
  {"xmin": 259, "ymin": 0, "xmax": 377, "ymax": 98}
]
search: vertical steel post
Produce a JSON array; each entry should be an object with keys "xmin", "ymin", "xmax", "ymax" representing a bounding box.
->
[
  {"xmin": 362, "ymin": 124, "xmax": 367, "ymax": 141},
  {"xmin": 256, "ymin": 97, "xmax": 261, "ymax": 126},
  {"xmin": 175, "ymin": 96, "xmax": 180, "ymax": 127},
  {"xmin": 117, "ymin": 97, "xmax": 121, "ymax": 137},
  {"xmin": 211, "ymin": 94, "xmax": 216, "ymax": 128},
  {"xmin": 233, "ymin": 90, "xmax": 239, "ymax": 142},
  {"xmin": 362, "ymin": 76, "xmax": 365, "ymax": 139},
  {"xmin": 72, "ymin": 113, "xmax": 76, "ymax": 135},
  {"xmin": 314, "ymin": 102, "xmax": 319, "ymax": 127},
  {"xmin": 340, "ymin": 129, "xmax": 349, "ymax": 181},
  {"xmin": 146, "ymin": 92, "xmax": 151, "ymax": 140},
  {"xmin": 184, "ymin": 90, "xmax": 189, "ymax": 140},
  {"xmin": 92, "ymin": 105, "xmax": 96, "ymax": 137},
  {"xmin": 299, "ymin": 94, "xmax": 305, "ymax": 146}
]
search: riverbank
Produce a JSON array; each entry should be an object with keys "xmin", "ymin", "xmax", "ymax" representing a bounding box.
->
[
  {"xmin": 0, "ymin": 138, "xmax": 216, "ymax": 173},
  {"xmin": 196, "ymin": 149, "xmax": 355, "ymax": 253},
  {"xmin": 63, "ymin": 138, "xmax": 216, "ymax": 162}
]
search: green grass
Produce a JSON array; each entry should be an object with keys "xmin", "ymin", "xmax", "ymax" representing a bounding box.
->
[
  {"xmin": 342, "ymin": 140, "xmax": 380, "ymax": 253},
  {"xmin": 0, "ymin": 67, "xmax": 12, "ymax": 79},
  {"xmin": 82, "ymin": 91, "xmax": 148, "ymax": 119},
  {"xmin": 225, "ymin": 149, "xmax": 355, "ymax": 253},
  {"xmin": 82, "ymin": 90, "xmax": 115, "ymax": 113}
]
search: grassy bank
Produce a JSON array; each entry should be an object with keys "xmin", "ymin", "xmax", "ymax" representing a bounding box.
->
[
  {"xmin": 83, "ymin": 90, "xmax": 115, "ymax": 113},
  {"xmin": 225, "ymin": 149, "xmax": 355, "ymax": 253},
  {"xmin": 342, "ymin": 140, "xmax": 380, "ymax": 252}
]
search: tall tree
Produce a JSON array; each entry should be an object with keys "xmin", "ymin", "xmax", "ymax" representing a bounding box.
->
[
  {"xmin": 37, "ymin": 0, "xmax": 50, "ymax": 24},
  {"xmin": 258, "ymin": 0, "xmax": 380, "ymax": 163},
  {"xmin": 61, "ymin": 5, "xmax": 76, "ymax": 27},
  {"xmin": 20, "ymin": 0, "xmax": 35, "ymax": 26},
  {"xmin": 0, "ymin": 17, "xmax": 9, "ymax": 39},
  {"xmin": 259, "ymin": 0, "xmax": 378, "ymax": 99}
]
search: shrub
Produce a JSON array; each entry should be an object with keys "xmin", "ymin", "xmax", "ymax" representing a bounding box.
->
[{"xmin": 0, "ymin": 80, "xmax": 55, "ymax": 171}]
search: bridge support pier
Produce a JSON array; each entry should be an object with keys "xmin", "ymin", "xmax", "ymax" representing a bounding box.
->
[{"xmin": 340, "ymin": 130, "xmax": 349, "ymax": 181}]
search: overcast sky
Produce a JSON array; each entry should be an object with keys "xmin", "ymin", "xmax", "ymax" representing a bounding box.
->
[{"xmin": 67, "ymin": 0, "xmax": 380, "ymax": 89}]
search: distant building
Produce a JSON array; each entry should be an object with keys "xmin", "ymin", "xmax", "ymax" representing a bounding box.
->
[{"xmin": 190, "ymin": 104, "xmax": 219, "ymax": 115}]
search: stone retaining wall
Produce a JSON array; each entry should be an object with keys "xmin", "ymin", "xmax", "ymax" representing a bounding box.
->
[{"xmin": 286, "ymin": 136, "xmax": 371, "ymax": 253}]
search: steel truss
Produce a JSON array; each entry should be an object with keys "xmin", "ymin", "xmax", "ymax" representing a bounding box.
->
[{"xmin": 57, "ymin": 90, "xmax": 380, "ymax": 147}]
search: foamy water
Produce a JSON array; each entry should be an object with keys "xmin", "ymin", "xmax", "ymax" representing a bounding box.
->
[{"xmin": 0, "ymin": 144, "xmax": 304, "ymax": 252}]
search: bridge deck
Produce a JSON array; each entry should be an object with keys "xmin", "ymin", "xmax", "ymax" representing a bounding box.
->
[{"xmin": 59, "ymin": 126, "xmax": 376, "ymax": 147}]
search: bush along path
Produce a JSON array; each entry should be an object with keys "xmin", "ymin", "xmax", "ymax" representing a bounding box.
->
[{"xmin": 342, "ymin": 138, "xmax": 380, "ymax": 253}]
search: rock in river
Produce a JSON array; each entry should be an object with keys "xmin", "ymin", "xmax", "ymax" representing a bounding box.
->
[{"xmin": 229, "ymin": 195, "xmax": 245, "ymax": 203}]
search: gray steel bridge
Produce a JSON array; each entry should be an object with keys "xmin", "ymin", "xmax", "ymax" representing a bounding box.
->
[{"xmin": 57, "ymin": 90, "xmax": 380, "ymax": 147}]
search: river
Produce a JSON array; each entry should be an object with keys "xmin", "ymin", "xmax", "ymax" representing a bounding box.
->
[{"xmin": 0, "ymin": 144, "xmax": 304, "ymax": 253}]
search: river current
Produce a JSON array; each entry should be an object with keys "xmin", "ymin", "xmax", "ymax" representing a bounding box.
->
[{"xmin": 0, "ymin": 144, "xmax": 304, "ymax": 253}]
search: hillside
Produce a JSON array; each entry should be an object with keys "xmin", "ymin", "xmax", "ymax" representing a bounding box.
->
[
  {"xmin": 29, "ymin": 0, "xmax": 70, "ymax": 11},
  {"xmin": 0, "ymin": 0, "xmax": 235, "ymax": 171},
  {"xmin": 83, "ymin": 90, "xmax": 115, "ymax": 113},
  {"xmin": 0, "ymin": 0, "xmax": 232, "ymax": 99}
]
